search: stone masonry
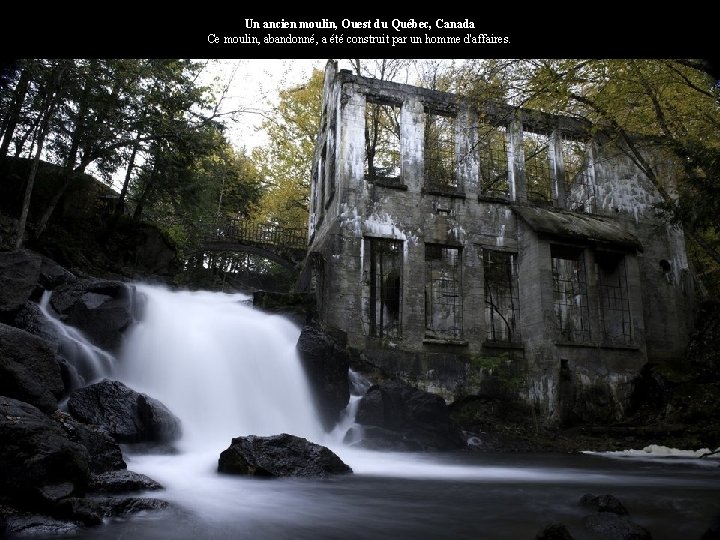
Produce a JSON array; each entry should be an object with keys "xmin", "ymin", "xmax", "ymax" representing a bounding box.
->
[{"xmin": 305, "ymin": 61, "xmax": 696, "ymax": 424}]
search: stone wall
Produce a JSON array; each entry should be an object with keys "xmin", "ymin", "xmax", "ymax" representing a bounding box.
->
[{"xmin": 305, "ymin": 61, "xmax": 696, "ymax": 425}]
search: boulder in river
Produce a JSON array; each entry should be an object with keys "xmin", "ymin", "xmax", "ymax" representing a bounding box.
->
[
  {"xmin": 0, "ymin": 249, "xmax": 72, "ymax": 317},
  {"xmin": 582, "ymin": 513, "xmax": 652, "ymax": 540},
  {"xmin": 535, "ymin": 522, "xmax": 575, "ymax": 540},
  {"xmin": 50, "ymin": 279, "xmax": 132, "ymax": 353},
  {"xmin": 296, "ymin": 325, "xmax": 350, "ymax": 432},
  {"xmin": 218, "ymin": 433, "xmax": 352, "ymax": 478},
  {"xmin": 579, "ymin": 493, "xmax": 629, "ymax": 516},
  {"xmin": 52, "ymin": 410, "xmax": 126, "ymax": 473},
  {"xmin": 354, "ymin": 380, "xmax": 465, "ymax": 451},
  {"xmin": 0, "ymin": 396, "xmax": 90, "ymax": 508},
  {"xmin": 67, "ymin": 379, "xmax": 181, "ymax": 444},
  {"xmin": 0, "ymin": 322, "xmax": 64, "ymax": 413},
  {"xmin": 89, "ymin": 470, "xmax": 163, "ymax": 494}
]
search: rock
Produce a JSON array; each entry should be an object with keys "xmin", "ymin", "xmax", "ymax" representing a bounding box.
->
[
  {"xmin": 579, "ymin": 493, "xmax": 629, "ymax": 515},
  {"xmin": 54, "ymin": 497, "xmax": 105, "ymax": 526},
  {"xmin": 0, "ymin": 396, "xmax": 90, "ymax": 507},
  {"xmin": 0, "ymin": 250, "xmax": 42, "ymax": 316},
  {"xmin": 0, "ymin": 512, "xmax": 81, "ymax": 537},
  {"xmin": 583, "ymin": 513, "xmax": 652, "ymax": 540},
  {"xmin": 12, "ymin": 300, "xmax": 60, "ymax": 346},
  {"xmin": 54, "ymin": 496, "xmax": 169, "ymax": 525},
  {"xmin": 52, "ymin": 410, "xmax": 126, "ymax": 473},
  {"xmin": 0, "ymin": 249, "xmax": 73, "ymax": 316},
  {"xmin": 355, "ymin": 381, "xmax": 465, "ymax": 451},
  {"xmin": 218, "ymin": 433, "xmax": 352, "ymax": 478},
  {"xmin": 50, "ymin": 279, "xmax": 132, "ymax": 353},
  {"xmin": 0, "ymin": 322, "xmax": 64, "ymax": 412},
  {"xmin": 536, "ymin": 522, "xmax": 574, "ymax": 540},
  {"xmin": 296, "ymin": 325, "xmax": 350, "ymax": 431},
  {"xmin": 11, "ymin": 303, "xmax": 80, "ymax": 395},
  {"xmin": 702, "ymin": 514, "xmax": 720, "ymax": 540},
  {"xmin": 67, "ymin": 379, "xmax": 181, "ymax": 444},
  {"xmin": 344, "ymin": 425, "xmax": 424, "ymax": 451},
  {"xmin": 89, "ymin": 470, "xmax": 163, "ymax": 494},
  {"xmin": 38, "ymin": 483, "xmax": 75, "ymax": 503},
  {"xmin": 104, "ymin": 496, "xmax": 169, "ymax": 517}
]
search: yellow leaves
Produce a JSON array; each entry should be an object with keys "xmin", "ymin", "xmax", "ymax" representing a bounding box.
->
[{"xmin": 249, "ymin": 69, "xmax": 324, "ymax": 230}]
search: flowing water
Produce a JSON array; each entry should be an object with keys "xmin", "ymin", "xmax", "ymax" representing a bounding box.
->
[
  {"xmin": 42, "ymin": 285, "xmax": 720, "ymax": 539},
  {"xmin": 38, "ymin": 291, "xmax": 114, "ymax": 389}
]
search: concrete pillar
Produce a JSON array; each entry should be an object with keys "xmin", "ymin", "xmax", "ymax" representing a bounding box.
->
[
  {"xmin": 508, "ymin": 114, "xmax": 526, "ymax": 202},
  {"xmin": 456, "ymin": 107, "xmax": 479, "ymax": 196},
  {"xmin": 550, "ymin": 130, "xmax": 567, "ymax": 209},
  {"xmin": 401, "ymin": 98, "xmax": 424, "ymax": 194}
]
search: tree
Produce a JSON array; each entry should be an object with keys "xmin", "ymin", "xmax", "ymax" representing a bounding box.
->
[
  {"xmin": 130, "ymin": 126, "xmax": 262, "ymax": 255},
  {"xmin": 250, "ymin": 69, "xmax": 323, "ymax": 229},
  {"xmin": 14, "ymin": 60, "xmax": 71, "ymax": 248}
]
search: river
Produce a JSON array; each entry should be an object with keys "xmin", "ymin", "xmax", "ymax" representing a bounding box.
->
[{"xmin": 54, "ymin": 285, "xmax": 720, "ymax": 539}]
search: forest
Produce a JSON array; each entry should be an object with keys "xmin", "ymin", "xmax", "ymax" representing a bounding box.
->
[
  {"xmin": 1, "ymin": 58, "xmax": 718, "ymax": 294},
  {"xmin": 1, "ymin": 58, "xmax": 720, "ymax": 539}
]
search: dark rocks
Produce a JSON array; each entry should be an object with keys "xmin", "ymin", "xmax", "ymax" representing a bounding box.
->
[
  {"xmin": 0, "ymin": 322, "xmax": 64, "ymax": 412},
  {"xmin": 702, "ymin": 514, "xmax": 720, "ymax": 540},
  {"xmin": 89, "ymin": 470, "xmax": 163, "ymax": 494},
  {"xmin": 218, "ymin": 433, "xmax": 352, "ymax": 478},
  {"xmin": 343, "ymin": 425, "xmax": 424, "ymax": 451},
  {"xmin": 52, "ymin": 411, "xmax": 126, "ymax": 473},
  {"xmin": 12, "ymin": 300, "xmax": 61, "ymax": 347},
  {"xmin": 579, "ymin": 493, "xmax": 629, "ymax": 515},
  {"xmin": 296, "ymin": 325, "xmax": 350, "ymax": 431},
  {"xmin": 536, "ymin": 522, "xmax": 574, "ymax": 540},
  {"xmin": 355, "ymin": 381, "xmax": 465, "ymax": 451},
  {"xmin": 0, "ymin": 396, "xmax": 90, "ymax": 507},
  {"xmin": 1, "ymin": 512, "xmax": 81, "ymax": 537},
  {"xmin": 104, "ymin": 496, "xmax": 169, "ymax": 516},
  {"xmin": 54, "ymin": 497, "xmax": 105, "ymax": 526},
  {"xmin": 54, "ymin": 496, "xmax": 169, "ymax": 526},
  {"xmin": 67, "ymin": 379, "xmax": 181, "ymax": 444},
  {"xmin": 582, "ymin": 513, "xmax": 652, "ymax": 540},
  {"xmin": 50, "ymin": 279, "xmax": 132, "ymax": 353},
  {"xmin": 0, "ymin": 249, "xmax": 73, "ymax": 316},
  {"xmin": 580, "ymin": 493, "xmax": 651, "ymax": 540}
]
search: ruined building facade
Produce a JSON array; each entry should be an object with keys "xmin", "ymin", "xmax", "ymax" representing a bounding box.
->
[{"xmin": 306, "ymin": 61, "xmax": 695, "ymax": 423}]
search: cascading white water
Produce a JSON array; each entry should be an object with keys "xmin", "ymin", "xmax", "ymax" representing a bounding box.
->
[
  {"xmin": 39, "ymin": 284, "xmax": 720, "ymax": 540},
  {"xmin": 118, "ymin": 284, "xmax": 325, "ymax": 451},
  {"xmin": 38, "ymin": 291, "xmax": 114, "ymax": 388}
]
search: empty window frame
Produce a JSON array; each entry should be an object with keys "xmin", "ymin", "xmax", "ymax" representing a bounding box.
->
[
  {"xmin": 367, "ymin": 238, "xmax": 403, "ymax": 338},
  {"xmin": 424, "ymin": 111, "xmax": 458, "ymax": 192},
  {"xmin": 562, "ymin": 137, "xmax": 595, "ymax": 212},
  {"xmin": 425, "ymin": 245, "xmax": 462, "ymax": 339},
  {"xmin": 365, "ymin": 99, "xmax": 401, "ymax": 183},
  {"xmin": 478, "ymin": 122, "xmax": 510, "ymax": 198},
  {"xmin": 523, "ymin": 131, "xmax": 552, "ymax": 205},
  {"xmin": 597, "ymin": 252, "xmax": 632, "ymax": 345},
  {"xmin": 551, "ymin": 246, "xmax": 591, "ymax": 342},
  {"xmin": 483, "ymin": 250, "xmax": 520, "ymax": 342}
]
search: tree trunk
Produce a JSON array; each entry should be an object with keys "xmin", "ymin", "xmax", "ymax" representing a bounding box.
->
[
  {"xmin": 15, "ymin": 94, "xmax": 59, "ymax": 248},
  {"xmin": 115, "ymin": 131, "xmax": 142, "ymax": 217},
  {"xmin": 33, "ymin": 63, "xmax": 94, "ymax": 240},
  {"xmin": 0, "ymin": 67, "xmax": 30, "ymax": 161}
]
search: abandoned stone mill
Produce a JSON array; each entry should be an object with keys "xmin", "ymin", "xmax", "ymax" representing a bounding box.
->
[{"xmin": 303, "ymin": 61, "xmax": 696, "ymax": 425}]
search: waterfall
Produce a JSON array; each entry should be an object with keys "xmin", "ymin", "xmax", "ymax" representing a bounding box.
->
[
  {"xmin": 38, "ymin": 291, "xmax": 114, "ymax": 388},
  {"xmin": 117, "ymin": 284, "xmax": 326, "ymax": 451},
  {"xmin": 330, "ymin": 370, "xmax": 370, "ymax": 444}
]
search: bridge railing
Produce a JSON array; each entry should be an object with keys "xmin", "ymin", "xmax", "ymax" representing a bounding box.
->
[{"xmin": 208, "ymin": 219, "xmax": 307, "ymax": 250}]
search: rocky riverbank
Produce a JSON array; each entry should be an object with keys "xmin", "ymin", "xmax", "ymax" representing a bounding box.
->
[{"xmin": 2, "ymin": 247, "xmax": 719, "ymax": 537}]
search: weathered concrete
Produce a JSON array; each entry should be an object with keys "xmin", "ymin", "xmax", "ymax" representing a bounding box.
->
[{"xmin": 305, "ymin": 61, "xmax": 695, "ymax": 425}]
